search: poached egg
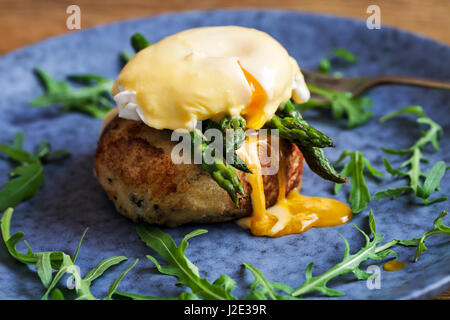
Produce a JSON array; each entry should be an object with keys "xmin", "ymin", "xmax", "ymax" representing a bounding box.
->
[{"xmin": 112, "ymin": 26, "xmax": 309, "ymax": 131}]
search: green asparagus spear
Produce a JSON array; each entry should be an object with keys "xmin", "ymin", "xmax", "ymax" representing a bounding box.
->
[
  {"xmin": 190, "ymin": 129, "xmax": 244, "ymax": 206},
  {"xmin": 267, "ymin": 115, "xmax": 334, "ymax": 149},
  {"xmin": 270, "ymin": 100, "xmax": 346, "ymax": 184},
  {"xmin": 272, "ymin": 101, "xmax": 335, "ymax": 148},
  {"xmin": 120, "ymin": 33, "xmax": 150, "ymax": 64},
  {"xmin": 297, "ymin": 145, "xmax": 347, "ymax": 184},
  {"xmin": 220, "ymin": 116, "xmax": 247, "ymax": 149},
  {"xmin": 279, "ymin": 100, "xmax": 303, "ymax": 121},
  {"xmin": 131, "ymin": 33, "xmax": 151, "ymax": 53},
  {"xmin": 204, "ymin": 116, "xmax": 251, "ymax": 173}
]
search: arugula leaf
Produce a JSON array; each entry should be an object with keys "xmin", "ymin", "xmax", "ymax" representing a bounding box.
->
[
  {"xmin": 243, "ymin": 263, "xmax": 299, "ymax": 300},
  {"xmin": 382, "ymin": 156, "xmax": 407, "ymax": 176},
  {"xmin": 291, "ymin": 210, "xmax": 443, "ymax": 298},
  {"xmin": 6, "ymin": 132, "xmax": 25, "ymax": 150},
  {"xmin": 41, "ymin": 252, "xmax": 96, "ymax": 300},
  {"xmin": 33, "ymin": 140, "xmax": 70, "ymax": 163},
  {"xmin": 291, "ymin": 211, "xmax": 396, "ymax": 297},
  {"xmin": 50, "ymin": 288, "xmax": 65, "ymax": 300},
  {"xmin": 35, "ymin": 252, "xmax": 53, "ymax": 288},
  {"xmin": 83, "ymin": 255, "xmax": 128, "ymax": 286},
  {"xmin": 379, "ymin": 105, "xmax": 426, "ymax": 123},
  {"xmin": 106, "ymin": 258, "xmax": 139, "ymax": 300},
  {"xmin": 0, "ymin": 208, "xmax": 132, "ymax": 300},
  {"xmin": 1, "ymin": 208, "xmax": 39, "ymax": 264},
  {"xmin": 0, "ymin": 159, "xmax": 43, "ymax": 211},
  {"xmin": 334, "ymin": 150, "xmax": 384, "ymax": 213},
  {"xmin": 417, "ymin": 161, "xmax": 447, "ymax": 200},
  {"xmin": 0, "ymin": 143, "xmax": 36, "ymax": 164},
  {"xmin": 0, "ymin": 134, "xmax": 70, "ymax": 212},
  {"xmin": 374, "ymin": 106, "xmax": 447, "ymax": 204},
  {"xmin": 124, "ymin": 210, "xmax": 447, "ymax": 299},
  {"xmin": 136, "ymin": 224, "xmax": 237, "ymax": 300},
  {"xmin": 395, "ymin": 211, "xmax": 450, "ymax": 262},
  {"xmin": 37, "ymin": 33, "xmax": 151, "ymax": 118},
  {"xmin": 0, "ymin": 208, "xmax": 89, "ymax": 298},
  {"xmin": 114, "ymin": 290, "xmax": 200, "ymax": 300},
  {"xmin": 317, "ymin": 48, "xmax": 358, "ymax": 74},
  {"xmin": 72, "ymin": 227, "xmax": 88, "ymax": 263},
  {"xmin": 131, "ymin": 225, "xmax": 302, "ymax": 300},
  {"xmin": 330, "ymin": 48, "xmax": 358, "ymax": 63},
  {"xmin": 5, "ymin": 204, "xmax": 446, "ymax": 300},
  {"xmin": 372, "ymin": 186, "xmax": 412, "ymax": 200},
  {"xmin": 298, "ymin": 84, "xmax": 373, "ymax": 128},
  {"xmin": 317, "ymin": 58, "xmax": 331, "ymax": 74},
  {"xmin": 30, "ymin": 68, "xmax": 114, "ymax": 118}
]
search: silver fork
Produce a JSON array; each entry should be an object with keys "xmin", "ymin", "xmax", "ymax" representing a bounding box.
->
[{"xmin": 302, "ymin": 69, "xmax": 450, "ymax": 103}]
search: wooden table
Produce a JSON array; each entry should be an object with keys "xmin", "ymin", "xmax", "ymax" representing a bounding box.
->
[
  {"xmin": 1, "ymin": 0, "xmax": 449, "ymax": 299},
  {"xmin": 1, "ymin": 0, "xmax": 449, "ymax": 54}
]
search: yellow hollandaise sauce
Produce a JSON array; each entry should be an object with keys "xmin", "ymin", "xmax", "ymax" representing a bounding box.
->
[
  {"xmin": 112, "ymin": 26, "xmax": 308, "ymax": 131},
  {"xmin": 237, "ymin": 134, "xmax": 352, "ymax": 237}
]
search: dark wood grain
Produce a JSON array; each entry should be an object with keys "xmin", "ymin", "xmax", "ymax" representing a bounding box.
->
[{"xmin": 1, "ymin": 0, "xmax": 448, "ymax": 299}]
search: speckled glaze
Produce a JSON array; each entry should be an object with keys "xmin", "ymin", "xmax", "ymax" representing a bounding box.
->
[{"xmin": 0, "ymin": 10, "xmax": 449, "ymax": 300}]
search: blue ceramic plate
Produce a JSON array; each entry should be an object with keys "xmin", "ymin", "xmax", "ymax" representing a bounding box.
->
[{"xmin": 0, "ymin": 10, "xmax": 449, "ymax": 300}]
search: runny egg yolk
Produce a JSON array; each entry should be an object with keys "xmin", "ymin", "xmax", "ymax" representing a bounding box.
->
[
  {"xmin": 238, "ymin": 62, "xmax": 268, "ymax": 130},
  {"xmin": 237, "ymin": 134, "xmax": 352, "ymax": 237}
]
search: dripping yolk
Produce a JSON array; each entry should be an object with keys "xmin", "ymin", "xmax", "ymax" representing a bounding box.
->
[
  {"xmin": 236, "ymin": 134, "xmax": 352, "ymax": 237},
  {"xmin": 383, "ymin": 260, "xmax": 406, "ymax": 271},
  {"xmin": 238, "ymin": 62, "xmax": 268, "ymax": 130}
]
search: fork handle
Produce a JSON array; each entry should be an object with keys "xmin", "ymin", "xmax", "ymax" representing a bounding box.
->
[{"xmin": 354, "ymin": 75, "xmax": 450, "ymax": 96}]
